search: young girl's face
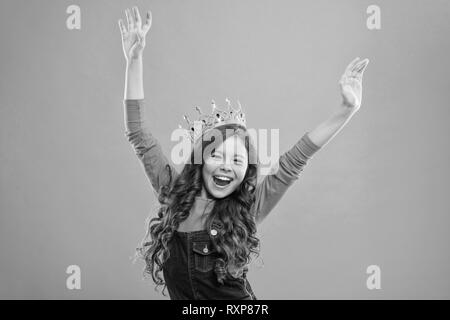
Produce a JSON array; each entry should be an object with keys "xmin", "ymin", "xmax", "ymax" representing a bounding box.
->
[{"xmin": 202, "ymin": 135, "xmax": 248, "ymax": 199}]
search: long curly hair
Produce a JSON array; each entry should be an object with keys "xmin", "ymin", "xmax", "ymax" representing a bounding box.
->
[{"xmin": 135, "ymin": 123, "xmax": 261, "ymax": 296}]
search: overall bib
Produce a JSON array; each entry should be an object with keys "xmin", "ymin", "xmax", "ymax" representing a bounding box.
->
[{"xmin": 162, "ymin": 229, "xmax": 257, "ymax": 300}]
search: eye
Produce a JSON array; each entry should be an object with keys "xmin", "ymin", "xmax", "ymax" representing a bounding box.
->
[{"xmin": 210, "ymin": 150, "xmax": 221, "ymax": 159}]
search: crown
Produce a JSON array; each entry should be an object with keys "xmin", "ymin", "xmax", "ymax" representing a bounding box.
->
[{"xmin": 178, "ymin": 98, "xmax": 247, "ymax": 145}]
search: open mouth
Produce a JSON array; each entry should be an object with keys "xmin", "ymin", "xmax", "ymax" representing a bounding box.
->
[{"xmin": 213, "ymin": 175, "xmax": 234, "ymax": 187}]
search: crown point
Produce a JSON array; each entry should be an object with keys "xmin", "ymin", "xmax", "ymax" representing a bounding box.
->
[
  {"xmin": 225, "ymin": 98, "xmax": 232, "ymax": 111},
  {"xmin": 183, "ymin": 115, "xmax": 191, "ymax": 124}
]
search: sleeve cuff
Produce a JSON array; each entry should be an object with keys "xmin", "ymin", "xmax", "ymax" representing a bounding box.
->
[
  {"xmin": 124, "ymin": 99, "xmax": 145, "ymax": 106},
  {"xmin": 297, "ymin": 132, "xmax": 321, "ymax": 158}
]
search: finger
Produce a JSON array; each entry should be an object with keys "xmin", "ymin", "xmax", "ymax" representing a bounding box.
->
[
  {"xmin": 125, "ymin": 8, "xmax": 134, "ymax": 30},
  {"xmin": 357, "ymin": 65, "xmax": 369, "ymax": 79},
  {"xmin": 142, "ymin": 10, "xmax": 152, "ymax": 33},
  {"xmin": 355, "ymin": 58, "xmax": 369, "ymax": 73},
  {"xmin": 352, "ymin": 59, "xmax": 369, "ymax": 78},
  {"xmin": 360, "ymin": 60, "xmax": 369, "ymax": 75},
  {"xmin": 345, "ymin": 57, "xmax": 360, "ymax": 74},
  {"xmin": 345, "ymin": 58, "xmax": 360, "ymax": 78},
  {"xmin": 118, "ymin": 19, "xmax": 127, "ymax": 37},
  {"xmin": 133, "ymin": 6, "xmax": 142, "ymax": 28},
  {"xmin": 349, "ymin": 60, "xmax": 366, "ymax": 77},
  {"xmin": 352, "ymin": 58, "xmax": 367, "ymax": 70}
]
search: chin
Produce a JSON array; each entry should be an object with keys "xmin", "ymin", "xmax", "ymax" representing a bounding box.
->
[{"xmin": 209, "ymin": 189, "xmax": 231, "ymax": 199}]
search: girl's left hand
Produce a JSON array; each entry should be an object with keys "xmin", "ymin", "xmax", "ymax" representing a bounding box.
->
[{"xmin": 339, "ymin": 57, "xmax": 369, "ymax": 113}]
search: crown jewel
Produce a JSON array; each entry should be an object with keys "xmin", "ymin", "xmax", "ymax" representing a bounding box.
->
[{"xmin": 178, "ymin": 98, "xmax": 247, "ymax": 144}]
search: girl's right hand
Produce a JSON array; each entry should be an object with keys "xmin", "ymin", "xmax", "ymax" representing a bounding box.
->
[{"xmin": 118, "ymin": 7, "xmax": 152, "ymax": 62}]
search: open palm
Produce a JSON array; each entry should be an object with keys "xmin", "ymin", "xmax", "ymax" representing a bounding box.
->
[
  {"xmin": 339, "ymin": 57, "xmax": 369, "ymax": 112},
  {"xmin": 118, "ymin": 7, "xmax": 152, "ymax": 61}
]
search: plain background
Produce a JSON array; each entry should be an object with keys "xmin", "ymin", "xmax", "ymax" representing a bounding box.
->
[{"xmin": 1, "ymin": 0, "xmax": 449, "ymax": 299}]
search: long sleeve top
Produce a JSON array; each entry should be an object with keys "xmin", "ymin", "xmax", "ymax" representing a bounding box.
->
[{"xmin": 124, "ymin": 99, "xmax": 321, "ymax": 225}]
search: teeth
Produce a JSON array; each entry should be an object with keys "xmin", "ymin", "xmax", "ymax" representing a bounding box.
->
[{"xmin": 215, "ymin": 176, "xmax": 232, "ymax": 181}]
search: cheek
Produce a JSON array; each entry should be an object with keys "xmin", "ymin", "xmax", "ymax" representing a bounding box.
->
[
  {"xmin": 234, "ymin": 165, "xmax": 248, "ymax": 183},
  {"xmin": 203, "ymin": 160, "xmax": 218, "ymax": 176}
]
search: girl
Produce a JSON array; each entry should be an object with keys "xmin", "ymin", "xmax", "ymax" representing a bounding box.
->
[{"xmin": 118, "ymin": 7, "xmax": 369, "ymax": 300}]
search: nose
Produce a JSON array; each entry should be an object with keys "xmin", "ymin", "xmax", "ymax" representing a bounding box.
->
[{"xmin": 219, "ymin": 162, "xmax": 232, "ymax": 173}]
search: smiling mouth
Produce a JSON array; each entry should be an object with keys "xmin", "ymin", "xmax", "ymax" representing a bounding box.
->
[{"xmin": 213, "ymin": 175, "xmax": 233, "ymax": 187}]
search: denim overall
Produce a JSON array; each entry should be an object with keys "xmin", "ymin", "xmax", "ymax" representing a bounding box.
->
[{"xmin": 162, "ymin": 225, "xmax": 257, "ymax": 300}]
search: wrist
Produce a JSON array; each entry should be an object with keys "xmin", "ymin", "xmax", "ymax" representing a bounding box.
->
[
  {"xmin": 339, "ymin": 102, "xmax": 359, "ymax": 117},
  {"xmin": 126, "ymin": 55, "xmax": 143, "ymax": 67}
]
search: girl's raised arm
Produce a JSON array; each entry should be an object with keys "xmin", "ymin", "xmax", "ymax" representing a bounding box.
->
[
  {"xmin": 119, "ymin": 7, "xmax": 178, "ymax": 196},
  {"xmin": 251, "ymin": 132, "xmax": 321, "ymax": 225},
  {"xmin": 252, "ymin": 57, "xmax": 369, "ymax": 224},
  {"xmin": 119, "ymin": 6, "xmax": 152, "ymax": 100}
]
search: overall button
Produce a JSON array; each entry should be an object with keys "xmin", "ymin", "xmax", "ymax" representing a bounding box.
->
[
  {"xmin": 210, "ymin": 229, "xmax": 217, "ymax": 236},
  {"xmin": 192, "ymin": 241, "xmax": 217, "ymax": 272}
]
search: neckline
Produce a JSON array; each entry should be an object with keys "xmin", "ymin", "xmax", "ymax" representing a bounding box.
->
[{"xmin": 195, "ymin": 195, "xmax": 215, "ymax": 202}]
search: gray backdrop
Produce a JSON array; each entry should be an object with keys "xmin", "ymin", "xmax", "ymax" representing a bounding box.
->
[{"xmin": 1, "ymin": 0, "xmax": 449, "ymax": 299}]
